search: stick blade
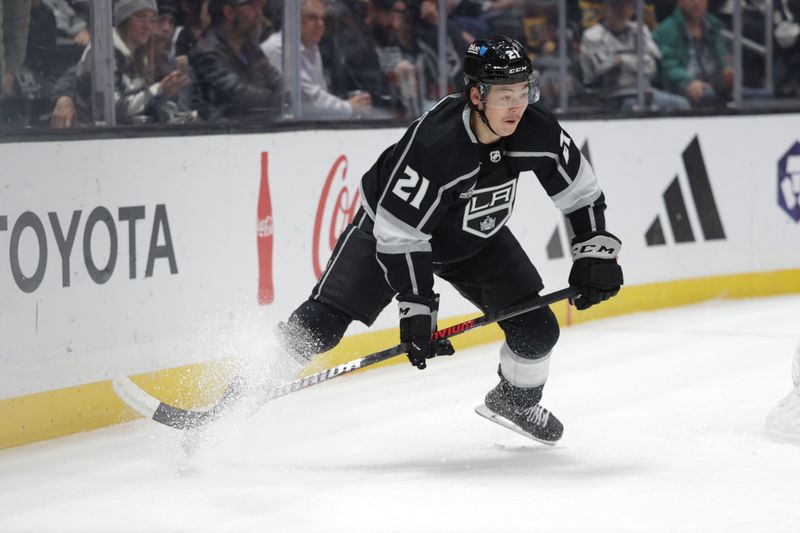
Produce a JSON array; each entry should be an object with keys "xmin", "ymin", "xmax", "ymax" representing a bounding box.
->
[
  {"xmin": 112, "ymin": 378, "xmax": 160, "ymax": 419},
  {"xmin": 112, "ymin": 377, "xmax": 215, "ymax": 429}
]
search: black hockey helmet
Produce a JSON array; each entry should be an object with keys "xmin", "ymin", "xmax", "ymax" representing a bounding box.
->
[
  {"xmin": 463, "ymin": 37, "xmax": 539, "ymax": 135},
  {"xmin": 464, "ymin": 36, "xmax": 534, "ymax": 86}
]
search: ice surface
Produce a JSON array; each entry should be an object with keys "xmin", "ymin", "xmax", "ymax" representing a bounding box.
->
[{"xmin": 1, "ymin": 295, "xmax": 800, "ymax": 533}]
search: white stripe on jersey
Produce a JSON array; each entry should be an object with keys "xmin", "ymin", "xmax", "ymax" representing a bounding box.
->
[
  {"xmin": 550, "ymin": 154, "xmax": 603, "ymax": 214},
  {"xmin": 462, "ymin": 105, "xmax": 477, "ymax": 144},
  {"xmin": 374, "ymin": 206, "xmax": 433, "ymax": 254},
  {"xmin": 405, "ymin": 253, "xmax": 419, "ymax": 295}
]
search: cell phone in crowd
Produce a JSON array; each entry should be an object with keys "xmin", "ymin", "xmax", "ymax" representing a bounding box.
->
[{"xmin": 175, "ymin": 55, "xmax": 189, "ymax": 75}]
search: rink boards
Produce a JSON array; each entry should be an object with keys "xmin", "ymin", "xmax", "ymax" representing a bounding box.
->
[{"xmin": 1, "ymin": 113, "xmax": 799, "ymax": 448}]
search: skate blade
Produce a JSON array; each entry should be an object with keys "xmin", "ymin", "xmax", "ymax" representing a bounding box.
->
[{"xmin": 475, "ymin": 404, "xmax": 557, "ymax": 446}]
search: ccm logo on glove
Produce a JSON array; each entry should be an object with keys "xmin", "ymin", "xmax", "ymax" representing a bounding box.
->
[
  {"xmin": 571, "ymin": 233, "xmax": 621, "ymax": 260},
  {"xmin": 569, "ymin": 231, "xmax": 624, "ymax": 310}
]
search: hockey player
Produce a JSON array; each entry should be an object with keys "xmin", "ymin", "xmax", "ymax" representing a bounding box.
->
[{"xmin": 279, "ymin": 36, "xmax": 624, "ymax": 444}]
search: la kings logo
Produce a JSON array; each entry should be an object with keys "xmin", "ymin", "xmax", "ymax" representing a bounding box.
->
[{"xmin": 462, "ymin": 180, "xmax": 516, "ymax": 238}]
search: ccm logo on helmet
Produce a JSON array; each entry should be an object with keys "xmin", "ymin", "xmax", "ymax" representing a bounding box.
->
[{"xmin": 508, "ymin": 66, "xmax": 528, "ymax": 74}]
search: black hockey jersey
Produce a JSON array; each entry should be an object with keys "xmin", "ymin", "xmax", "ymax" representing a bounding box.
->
[{"xmin": 360, "ymin": 94, "xmax": 607, "ymax": 304}]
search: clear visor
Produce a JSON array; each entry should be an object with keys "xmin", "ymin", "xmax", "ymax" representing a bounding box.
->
[{"xmin": 481, "ymin": 75, "xmax": 540, "ymax": 109}]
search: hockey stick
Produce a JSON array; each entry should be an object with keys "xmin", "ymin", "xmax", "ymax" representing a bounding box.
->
[{"xmin": 112, "ymin": 286, "xmax": 579, "ymax": 430}]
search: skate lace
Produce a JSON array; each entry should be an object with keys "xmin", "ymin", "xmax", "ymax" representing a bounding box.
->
[{"xmin": 519, "ymin": 404, "xmax": 550, "ymax": 427}]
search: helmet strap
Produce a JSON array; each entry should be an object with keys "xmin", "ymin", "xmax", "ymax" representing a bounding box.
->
[{"xmin": 468, "ymin": 83, "xmax": 500, "ymax": 138}]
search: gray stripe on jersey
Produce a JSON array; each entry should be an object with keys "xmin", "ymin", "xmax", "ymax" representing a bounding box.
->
[
  {"xmin": 312, "ymin": 224, "xmax": 358, "ymax": 299},
  {"xmin": 550, "ymin": 154, "xmax": 603, "ymax": 214},
  {"xmin": 374, "ymin": 206, "xmax": 432, "ymax": 254},
  {"xmin": 375, "ymin": 255, "xmax": 392, "ymax": 287},
  {"xmin": 376, "ymin": 96, "xmax": 458, "ymax": 208},
  {"xmin": 405, "ymin": 253, "xmax": 419, "ymax": 295},
  {"xmin": 355, "ymin": 210, "xmax": 367, "ymax": 228},
  {"xmin": 417, "ymin": 165, "xmax": 481, "ymax": 229},
  {"xmin": 462, "ymin": 105, "xmax": 477, "ymax": 144},
  {"xmin": 377, "ymin": 242, "xmax": 432, "ymax": 254},
  {"xmin": 360, "ymin": 181, "xmax": 376, "ymax": 220},
  {"xmin": 504, "ymin": 151, "xmax": 572, "ymax": 186},
  {"xmin": 588, "ymin": 201, "xmax": 598, "ymax": 231}
]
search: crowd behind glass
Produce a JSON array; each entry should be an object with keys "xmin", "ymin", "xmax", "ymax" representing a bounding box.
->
[{"xmin": 0, "ymin": 0, "xmax": 798, "ymax": 129}]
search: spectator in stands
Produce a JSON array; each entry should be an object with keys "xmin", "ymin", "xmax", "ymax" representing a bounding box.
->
[
  {"xmin": 153, "ymin": 0, "xmax": 178, "ymax": 77},
  {"xmin": 448, "ymin": 0, "xmax": 489, "ymax": 38},
  {"xmin": 774, "ymin": 0, "xmax": 800, "ymax": 96},
  {"xmin": 400, "ymin": 0, "xmax": 467, "ymax": 110},
  {"xmin": 371, "ymin": 0, "xmax": 420, "ymax": 116},
  {"xmin": 261, "ymin": 0, "xmax": 372, "ymax": 118},
  {"xmin": 174, "ymin": 0, "xmax": 210, "ymax": 56},
  {"xmin": 50, "ymin": 0, "xmax": 191, "ymax": 127},
  {"xmin": 25, "ymin": 0, "xmax": 57, "ymax": 83},
  {"xmin": 448, "ymin": 0, "xmax": 525, "ymax": 42},
  {"xmin": 482, "ymin": 0, "xmax": 525, "ymax": 41},
  {"xmin": 580, "ymin": 0, "xmax": 690, "ymax": 110},
  {"xmin": 1, "ymin": 0, "xmax": 32, "ymax": 97},
  {"xmin": 152, "ymin": 0, "xmax": 195, "ymax": 116},
  {"xmin": 42, "ymin": 0, "xmax": 89, "ymax": 46},
  {"xmin": 190, "ymin": 0, "xmax": 283, "ymax": 122},
  {"xmin": 0, "ymin": 0, "xmax": 57, "ymax": 124},
  {"xmin": 652, "ymin": 0, "xmax": 731, "ymax": 107},
  {"xmin": 321, "ymin": 0, "xmax": 415, "ymax": 118}
]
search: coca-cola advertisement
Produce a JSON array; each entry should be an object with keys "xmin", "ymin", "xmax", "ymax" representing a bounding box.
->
[
  {"xmin": 257, "ymin": 151, "xmax": 274, "ymax": 304},
  {"xmin": 312, "ymin": 155, "xmax": 361, "ymax": 280}
]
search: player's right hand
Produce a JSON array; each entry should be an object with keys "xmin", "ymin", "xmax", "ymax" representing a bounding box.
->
[
  {"xmin": 399, "ymin": 294, "xmax": 454, "ymax": 369},
  {"xmin": 399, "ymin": 299, "xmax": 435, "ymax": 369}
]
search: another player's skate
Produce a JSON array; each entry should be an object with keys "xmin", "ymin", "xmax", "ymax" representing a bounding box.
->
[{"xmin": 475, "ymin": 376, "xmax": 563, "ymax": 445}]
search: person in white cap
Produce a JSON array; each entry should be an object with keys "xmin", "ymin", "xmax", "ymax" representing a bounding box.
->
[{"xmin": 50, "ymin": 0, "xmax": 191, "ymax": 126}]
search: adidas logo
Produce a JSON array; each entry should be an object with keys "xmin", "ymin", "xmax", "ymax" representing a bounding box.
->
[
  {"xmin": 545, "ymin": 137, "xmax": 727, "ymax": 259},
  {"xmin": 645, "ymin": 136, "xmax": 726, "ymax": 246}
]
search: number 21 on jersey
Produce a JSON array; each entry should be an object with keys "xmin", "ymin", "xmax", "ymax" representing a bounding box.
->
[{"xmin": 392, "ymin": 165, "xmax": 430, "ymax": 209}]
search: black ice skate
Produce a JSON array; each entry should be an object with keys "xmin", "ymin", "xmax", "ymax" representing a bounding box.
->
[{"xmin": 475, "ymin": 376, "xmax": 564, "ymax": 445}]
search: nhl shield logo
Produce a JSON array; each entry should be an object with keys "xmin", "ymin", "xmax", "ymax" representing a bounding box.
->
[
  {"xmin": 490, "ymin": 150, "xmax": 501, "ymax": 163},
  {"xmin": 462, "ymin": 180, "xmax": 517, "ymax": 238}
]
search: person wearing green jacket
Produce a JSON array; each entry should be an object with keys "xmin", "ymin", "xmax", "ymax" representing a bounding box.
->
[
  {"xmin": 1, "ymin": 0, "xmax": 32, "ymax": 94},
  {"xmin": 652, "ymin": 0, "xmax": 731, "ymax": 107}
]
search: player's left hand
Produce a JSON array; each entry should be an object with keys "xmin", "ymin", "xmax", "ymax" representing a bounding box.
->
[{"xmin": 568, "ymin": 231, "xmax": 624, "ymax": 310}]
